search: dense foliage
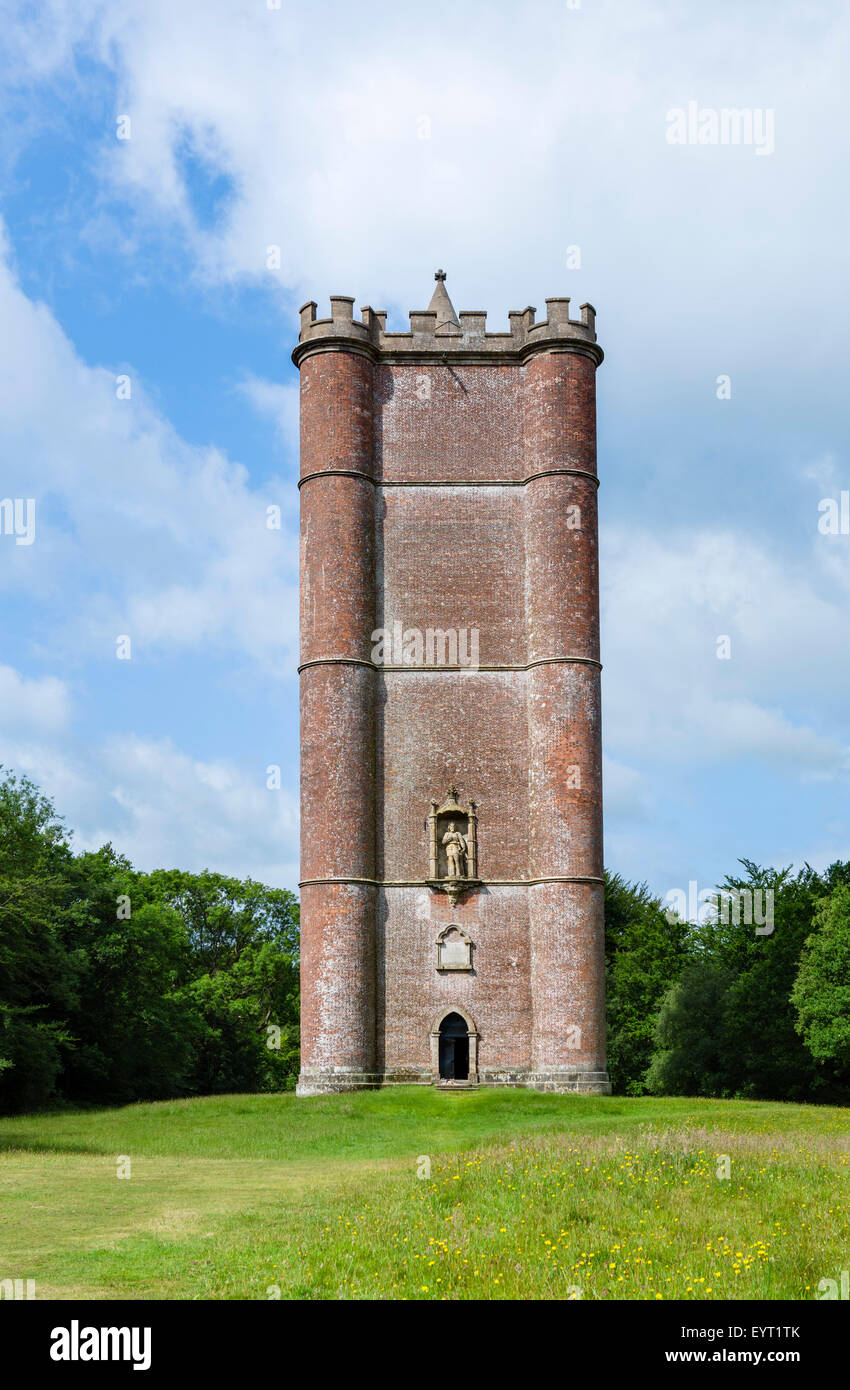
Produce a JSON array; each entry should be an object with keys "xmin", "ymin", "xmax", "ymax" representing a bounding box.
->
[
  {"xmin": 605, "ymin": 859, "xmax": 850, "ymax": 1101},
  {"xmin": 603, "ymin": 870, "xmax": 690, "ymax": 1094},
  {"xmin": 0, "ymin": 768, "xmax": 299, "ymax": 1113}
]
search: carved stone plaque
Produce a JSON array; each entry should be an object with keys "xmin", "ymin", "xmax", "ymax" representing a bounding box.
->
[{"xmin": 435, "ymin": 924, "xmax": 473, "ymax": 972}]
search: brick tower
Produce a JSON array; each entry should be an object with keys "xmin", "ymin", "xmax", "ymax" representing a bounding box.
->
[{"xmin": 294, "ymin": 272, "xmax": 609, "ymax": 1095}]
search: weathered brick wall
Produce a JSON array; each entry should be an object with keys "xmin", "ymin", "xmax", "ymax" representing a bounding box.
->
[
  {"xmin": 377, "ymin": 487, "xmax": 527, "ymax": 663},
  {"xmin": 377, "ymin": 672, "xmax": 530, "ymax": 881},
  {"xmin": 377, "ymin": 887, "xmax": 532, "ymax": 1077},
  {"xmin": 295, "ymin": 291, "xmax": 609, "ymax": 1094},
  {"xmin": 376, "ymin": 361, "xmax": 532, "ymax": 1076},
  {"xmin": 375, "ymin": 363, "xmax": 525, "ymax": 481}
]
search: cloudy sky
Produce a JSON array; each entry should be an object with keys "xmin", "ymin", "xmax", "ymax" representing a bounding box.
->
[{"xmin": 1, "ymin": 0, "xmax": 848, "ymax": 899}]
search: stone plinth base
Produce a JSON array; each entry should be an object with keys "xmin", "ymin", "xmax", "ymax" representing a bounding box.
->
[
  {"xmin": 476, "ymin": 1068, "xmax": 611, "ymax": 1093},
  {"xmin": 297, "ymin": 1068, "xmax": 611, "ymax": 1096},
  {"xmin": 296, "ymin": 1071, "xmax": 382, "ymax": 1097},
  {"xmin": 521, "ymin": 1070, "xmax": 611, "ymax": 1095}
]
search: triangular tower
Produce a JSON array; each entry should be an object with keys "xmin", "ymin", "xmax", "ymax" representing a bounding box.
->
[{"xmin": 293, "ymin": 274, "xmax": 609, "ymax": 1095}]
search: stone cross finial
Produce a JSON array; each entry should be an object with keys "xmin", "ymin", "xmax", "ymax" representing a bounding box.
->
[{"xmin": 435, "ymin": 268, "xmax": 446, "ymax": 281}]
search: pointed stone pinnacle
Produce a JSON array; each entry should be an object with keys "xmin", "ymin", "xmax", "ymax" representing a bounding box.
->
[{"xmin": 427, "ymin": 269, "xmax": 460, "ymax": 331}]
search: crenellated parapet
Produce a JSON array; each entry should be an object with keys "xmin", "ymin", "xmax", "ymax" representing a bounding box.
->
[{"xmin": 292, "ymin": 277, "xmax": 602, "ymax": 367}]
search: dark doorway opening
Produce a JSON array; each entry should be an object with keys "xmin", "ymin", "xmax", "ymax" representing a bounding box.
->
[{"xmin": 438, "ymin": 1012, "xmax": 470, "ymax": 1081}]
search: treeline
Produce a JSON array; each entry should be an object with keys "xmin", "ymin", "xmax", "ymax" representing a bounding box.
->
[
  {"xmin": 4, "ymin": 765, "xmax": 849, "ymax": 1113},
  {"xmin": 0, "ymin": 769, "xmax": 299, "ymax": 1113},
  {"xmin": 605, "ymin": 862, "xmax": 850, "ymax": 1101}
]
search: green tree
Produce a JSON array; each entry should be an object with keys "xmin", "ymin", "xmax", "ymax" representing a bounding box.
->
[
  {"xmin": 0, "ymin": 769, "xmax": 77, "ymax": 1111},
  {"xmin": 792, "ymin": 883, "xmax": 850, "ymax": 1077},
  {"xmin": 61, "ymin": 847, "xmax": 199, "ymax": 1103},
  {"xmin": 63, "ymin": 860, "xmax": 301, "ymax": 1101},
  {"xmin": 699, "ymin": 861, "xmax": 850, "ymax": 1100},
  {"xmin": 604, "ymin": 871, "xmax": 689, "ymax": 1094},
  {"xmin": 646, "ymin": 961, "xmax": 737, "ymax": 1096},
  {"xmin": 0, "ymin": 767, "xmax": 302, "ymax": 1111},
  {"xmin": 146, "ymin": 869, "xmax": 300, "ymax": 1092}
]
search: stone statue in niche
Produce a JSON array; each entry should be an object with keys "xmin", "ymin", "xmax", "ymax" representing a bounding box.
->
[
  {"xmin": 427, "ymin": 786, "xmax": 481, "ymax": 906},
  {"xmin": 442, "ymin": 822, "xmax": 467, "ymax": 879}
]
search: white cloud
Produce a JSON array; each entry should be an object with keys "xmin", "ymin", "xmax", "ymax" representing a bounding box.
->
[
  {"xmin": 601, "ymin": 523, "xmax": 850, "ymax": 778},
  {"xmin": 238, "ymin": 376, "xmax": 299, "ymax": 454},
  {"xmin": 0, "ymin": 664, "xmax": 71, "ymax": 733},
  {"xmin": 102, "ymin": 735, "xmax": 298, "ymax": 881},
  {"xmin": 3, "ymin": 0, "xmax": 849, "ymax": 344},
  {"xmin": 1, "ymin": 731, "xmax": 299, "ymax": 885},
  {"xmin": 0, "ymin": 228, "xmax": 300, "ymax": 671}
]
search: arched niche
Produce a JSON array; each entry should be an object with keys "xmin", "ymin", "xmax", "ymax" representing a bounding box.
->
[{"xmin": 427, "ymin": 786, "xmax": 480, "ymax": 906}]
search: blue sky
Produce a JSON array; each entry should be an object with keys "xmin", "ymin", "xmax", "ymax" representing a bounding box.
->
[{"xmin": 0, "ymin": 0, "xmax": 848, "ymax": 900}]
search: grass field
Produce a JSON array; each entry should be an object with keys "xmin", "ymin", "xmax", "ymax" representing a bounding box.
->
[{"xmin": 1, "ymin": 1089, "xmax": 848, "ymax": 1300}]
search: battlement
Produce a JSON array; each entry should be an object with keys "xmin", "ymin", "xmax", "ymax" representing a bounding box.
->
[{"xmin": 293, "ymin": 275, "xmax": 601, "ymax": 366}]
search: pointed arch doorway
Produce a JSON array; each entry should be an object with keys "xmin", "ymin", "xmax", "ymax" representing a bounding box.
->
[
  {"xmin": 439, "ymin": 1012, "xmax": 468, "ymax": 1080},
  {"xmin": 430, "ymin": 1007, "xmax": 479, "ymax": 1085}
]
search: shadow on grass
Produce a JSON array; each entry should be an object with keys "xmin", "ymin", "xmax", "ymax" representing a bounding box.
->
[{"xmin": 0, "ymin": 1136, "xmax": 108, "ymax": 1156}]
